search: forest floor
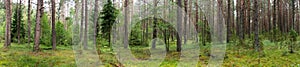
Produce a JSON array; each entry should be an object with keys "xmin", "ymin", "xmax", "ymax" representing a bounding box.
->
[{"xmin": 0, "ymin": 40, "xmax": 300, "ymax": 67}]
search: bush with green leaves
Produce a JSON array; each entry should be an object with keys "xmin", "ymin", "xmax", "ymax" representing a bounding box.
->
[
  {"xmin": 100, "ymin": 0, "xmax": 119, "ymax": 45},
  {"xmin": 40, "ymin": 14, "xmax": 51, "ymax": 46},
  {"xmin": 129, "ymin": 22, "xmax": 143, "ymax": 46},
  {"xmin": 56, "ymin": 21, "xmax": 72, "ymax": 46},
  {"xmin": 0, "ymin": 21, "xmax": 5, "ymax": 42},
  {"xmin": 11, "ymin": 6, "xmax": 26, "ymax": 43}
]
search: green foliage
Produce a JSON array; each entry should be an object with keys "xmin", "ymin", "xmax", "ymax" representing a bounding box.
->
[
  {"xmin": 56, "ymin": 21, "xmax": 72, "ymax": 46},
  {"xmin": 11, "ymin": 6, "xmax": 26, "ymax": 43},
  {"xmin": 40, "ymin": 14, "xmax": 51, "ymax": 46},
  {"xmin": 0, "ymin": 21, "xmax": 5, "ymax": 42},
  {"xmin": 99, "ymin": 0, "xmax": 119, "ymax": 40},
  {"xmin": 130, "ymin": 22, "xmax": 143, "ymax": 46},
  {"xmin": 289, "ymin": 29, "xmax": 298, "ymax": 38},
  {"xmin": 0, "ymin": 43, "xmax": 76, "ymax": 67}
]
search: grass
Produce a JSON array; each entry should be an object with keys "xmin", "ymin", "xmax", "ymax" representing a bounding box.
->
[
  {"xmin": 0, "ymin": 43, "xmax": 76, "ymax": 67},
  {"xmin": 0, "ymin": 40, "xmax": 300, "ymax": 67}
]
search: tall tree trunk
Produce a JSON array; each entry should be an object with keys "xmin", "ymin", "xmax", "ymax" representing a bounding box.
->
[
  {"xmin": 272, "ymin": 0, "xmax": 277, "ymax": 41},
  {"xmin": 93, "ymin": 0, "xmax": 99, "ymax": 45},
  {"xmin": 80, "ymin": 0, "xmax": 84, "ymax": 43},
  {"xmin": 253, "ymin": 0, "xmax": 261, "ymax": 64},
  {"xmin": 267, "ymin": 0, "xmax": 271, "ymax": 32},
  {"xmin": 4, "ymin": 0, "xmax": 12, "ymax": 48},
  {"xmin": 33, "ymin": 0, "xmax": 43, "ymax": 52},
  {"xmin": 83, "ymin": 0, "xmax": 88, "ymax": 50},
  {"xmin": 183, "ymin": 0, "xmax": 188, "ymax": 44},
  {"xmin": 152, "ymin": 0, "xmax": 158, "ymax": 49},
  {"xmin": 27, "ymin": 0, "xmax": 31, "ymax": 47},
  {"xmin": 195, "ymin": 0, "xmax": 199, "ymax": 42},
  {"xmin": 240, "ymin": 0, "xmax": 245, "ymax": 39},
  {"xmin": 291, "ymin": 0, "xmax": 295, "ymax": 30},
  {"xmin": 290, "ymin": 0, "xmax": 296, "ymax": 53},
  {"xmin": 254, "ymin": 0, "xmax": 259, "ymax": 51},
  {"xmin": 124, "ymin": 0, "xmax": 129, "ymax": 49},
  {"xmin": 246, "ymin": 0, "xmax": 251, "ymax": 37},
  {"xmin": 227, "ymin": 0, "xmax": 231, "ymax": 43},
  {"xmin": 17, "ymin": 0, "xmax": 22, "ymax": 44},
  {"xmin": 177, "ymin": 0, "xmax": 182, "ymax": 52},
  {"xmin": 236, "ymin": 0, "xmax": 240, "ymax": 39},
  {"xmin": 51, "ymin": 0, "xmax": 56, "ymax": 50},
  {"xmin": 59, "ymin": 0, "xmax": 66, "ymax": 29}
]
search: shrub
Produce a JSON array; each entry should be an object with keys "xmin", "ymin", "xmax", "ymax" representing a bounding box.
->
[{"xmin": 40, "ymin": 14, "xmax": 51, "ymax": 46}]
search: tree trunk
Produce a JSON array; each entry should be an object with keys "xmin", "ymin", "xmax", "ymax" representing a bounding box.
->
[
  {"xmin": 177, "ymin": 0, "xmax": 182, "ymax": 52},
  {"xmin": 93, "ymin": 0, "xmax": 99, "ymax": 45},
  {"xmin": 195, "ymin": 0, "xmax": 199, "ymax": 43},
  {"xmin": 267, "ymin": 0, "xmax": 271, "ymax": 32},
  {"xmin": 183, "ymin": 0, "xmax": 188, "ymax": 44},
  {"xmin": 80, "ymin": 0, "xmax": 84, "ymax": 43},
  {"xmin": 152, "ymin": 0, "xmax": 158, "ymax": 49},
  {"xmin": 236, "ymin": 0, "xmax": 240, "ymax": 39},
  {"xmin": 51, "ymin": 0, "xmax": 56, "ymax": 50},
  {"xmin": 272, "ymin": 0, "xmax": 277, "ymax": 41},
  {"xmin": 254, "ymin": 0, "xmax": 259, "ymax": 51},
  {"xmin": 17, "ymin": 0, "xmax": 22, "ymax": 44},
  {"xmin": 227, "ymin": 0, "xmax": 231, "ymax": 42},
  {"xmin": 83, "ymin": 0, "xmax": 88, "ymax": 50},
  {"xmin": 124, "ymin": 0, "xmax": 129, "ymax": 49},
  {"xmin": 4, "ymin": 0, "xmax": 12, "ymax": 48},
  {"xmin": 33, "ymin": 0, "xmax": 43, "ymax": 52},
  {"xmin": 253, "ymin": 1, "xmax": 261, "ymax": 64},
  {"xmin": 27, "ymin": 0, "xmax": 31, "ymax": 47},
  {"xmin": 291, "ymin": 0, "xmax": 295, "ymax": 30},
  {"xmin": 59, "ymin": 0, "xmax": 66, "ymax": 29}
]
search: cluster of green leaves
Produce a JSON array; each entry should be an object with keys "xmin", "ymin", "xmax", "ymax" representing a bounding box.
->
[
  {"xmin": 130, "ymin": 22, "xmax": 143, "ymax": 46},
  {"xmin": 11, "ymin": 5, "xmax": 26, "ymax": 43},
  {"xmin": 40, "ymin": 14, "xmax": 51, "ymax": 46},
  {"xmin": 56, "ymin": 21, "xmax": 72, "ymax": 46},
  {"xmin": 99, "ymin": 0, "xmax": 119, "ymax": 40},
  {"xmin": 39, "ymin": 14, "xmax": 72, "ymax": 46}
]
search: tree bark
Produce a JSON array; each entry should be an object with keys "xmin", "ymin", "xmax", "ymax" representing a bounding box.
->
[
  {"xmin": 17, "ymin": 0, "xmax": 22, "ymax": 44},
  {"xmin": 177, "ymin": 0, "xmax": 182, "ymax": 52},
  {"xmin": 124, "ymin": 0, "xmax": 129, "ymax": 49},
  {"xmin": 80, "ymin": 0, "xmax": 84, "ymax": 43},
  {"xmin": 27, "ymin": 0, "xmax": 31, "ymax": 47},
  {"xmin": 59, "ymin": 0, "xmax": 66, "ymax": 29},
  {"xmin": 33, "ymin": 0, "xmax": 43, "ymax": 52},
  {"xmin": 152, "ymin": 0, "xmax": 158, "ymax": 49},
  {"xmin": 83, "ymin": 0, "xmax": 88, "ymax": 50},
  {"xmin": 254, "ymin": 0, "xmax": 259, "ymax": 51},
  {"xmin": 4, "ymin": 0, "xmax": 12, "ymax": 48},
  {"xmin": 93, "ymin": 0, "xmax": 99, "ymax": 45},
  {"xmin": 227, "ymin": 0, "xmax": 231, "ymax": 43},
  {"xmin": 183, "ymin": 0, "xmax": 188, "ymax": 44},
  {"xmin": 51, "ymin": 0, "xmax": 56, "ymax": 50}
]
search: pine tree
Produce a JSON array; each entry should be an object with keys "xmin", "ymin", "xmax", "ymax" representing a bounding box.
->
[{"xmin": 100, "ymin": 0, "xmax": 119, "ymax": 45}]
